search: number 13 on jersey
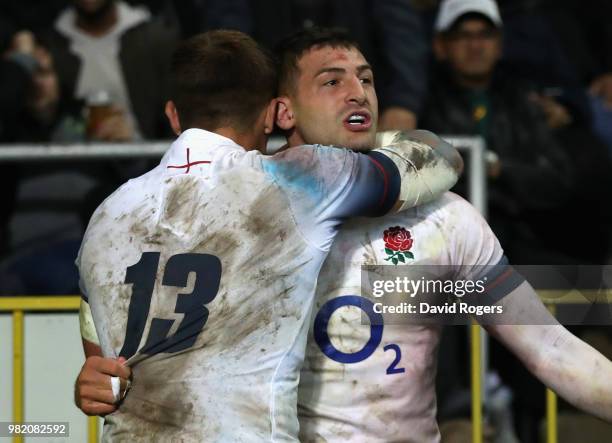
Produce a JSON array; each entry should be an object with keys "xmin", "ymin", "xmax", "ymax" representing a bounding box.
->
[{"xmin": 119, "ymin": 252, "xmax": 222, "ymax": 359}]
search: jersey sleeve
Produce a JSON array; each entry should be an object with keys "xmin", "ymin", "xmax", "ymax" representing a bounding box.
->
[
  {"xmin": 445, "ymin": 194, "xmax": 524, "ymax": 305},
  {"xmin": 79, "ymin": 298, "xmax": 101, "ymax": 346},
  {"xmin": 260, "ymin": 133, "xmax": 460, "ymax": 250},
  {"xmin": 259, "ymin": 144, "xmax": 393, "ymax": 250},
  {"xmin": 76, "ymin": 244, "xmax": 100, "ymax": 345}
]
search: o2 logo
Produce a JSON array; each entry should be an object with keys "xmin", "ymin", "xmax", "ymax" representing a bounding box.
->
[{"xmin": 313, "ymin": 295, "xmax": 405, "ymax": 375}]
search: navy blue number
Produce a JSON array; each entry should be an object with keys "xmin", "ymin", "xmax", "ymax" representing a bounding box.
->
[
  {"xmin": 383, "ymin": 344, "xmax": 406, "ymax": 374},
  {"xmin": 120, "ymin": 253, "xmax": 222, "ymax": 359},
  {"xmin": 314, "ymin": 295, "xmax": 383, "ymax": 364},
  {"xmin": 120, "ymin": 252, "xmax": 160, "ymax": 359}
]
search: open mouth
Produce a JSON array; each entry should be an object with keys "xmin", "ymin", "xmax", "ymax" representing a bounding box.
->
[{"xmin": 343, "ymin": 111, "xmax": 372, "ymax": 131}]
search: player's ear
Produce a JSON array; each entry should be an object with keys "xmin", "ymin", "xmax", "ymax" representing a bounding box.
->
[
  {"xmin": 165, "ymin": 100, "xmax": 181, "ymax": 135},
  {"xmin": 263, "ymin": 98, "xmax": 277, "ymax": 135},
  {"xmin": 275, "ymin": 96, "xmax": 296, "ymax": 131}
]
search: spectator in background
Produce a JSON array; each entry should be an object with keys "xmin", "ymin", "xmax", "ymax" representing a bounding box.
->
[
  {"xmin": 0, "ymin": 1, "xmax": 179, "ymax": 295},
  {"xmin": 0, "ymin": 29, "xmax": 39, "ymax": 256},
  {"xmin": 492, "ymin": 0, "xmax": 612, "ymax": 265},
  {"xmin": 421, "ymin": 2, "xmax": 610, "ymax": 441},
  {"xmin": 24, "ymin": 0, "xmax": 181, "ymax": 273},
  {"xmin": 530, "ymin": 84, "xmax": 612, "ymax": 265},
  {"xmin": 39, "ymin": 0, "xmax": 179, "ymax": 141},
  {"xmin": 543, "ymin": 0, "xmax": 612, "ymax": 150},
  {"xmin": 420, "ymin": 0, "xmax": 575, "ymax": 266},
  {"xmin": 0, "ymin": 30, "xmax": 39, "ymax": 140},
  {"xmin": 0, "ymin": 31, "xmax": 112, "ymax": 295},
  {"xmin": 0, "ymin": 0, "xmax": 181, "ymax": 294},
  {"xmin": 498, "ymin": 0, "xmax": 612, "ymax": 158},
  {"xmin": 482, "ymin": 0, "xmax": 612, "ymax": 264},
  {"xmin": 8, "ymin": 43, "xmax": 86, "ymax": 143}
]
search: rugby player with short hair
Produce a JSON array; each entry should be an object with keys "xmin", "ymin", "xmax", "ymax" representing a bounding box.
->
[
  {"xmin": 271, "ymin": 27, "xmax": 612, "ymax": 442},
  {"xmin": 74, "ymin": 29, "xmax": 462, "ymax": 441}
]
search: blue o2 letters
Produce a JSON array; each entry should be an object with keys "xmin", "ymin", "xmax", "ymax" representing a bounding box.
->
[{"xmin": 313, "ymin": 295, "xmax": 405, "ymax": 374}]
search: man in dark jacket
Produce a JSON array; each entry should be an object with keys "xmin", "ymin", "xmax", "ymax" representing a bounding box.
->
[
  {"xmin": 420, "ymin": 0, "xmax": 575, "ymax": 265},
  {"xmin": 422, "ymin": 3, "xmax": 609, "ymax": 441}
]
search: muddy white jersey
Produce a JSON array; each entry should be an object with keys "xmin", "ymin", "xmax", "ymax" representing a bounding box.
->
[
  {"xmin": 77, "ymin": 129, "xmax": 457, "ymax": 442},
  {"xmin": 298, "ymin": 193, "xmax": 522, "ymax": 443}
]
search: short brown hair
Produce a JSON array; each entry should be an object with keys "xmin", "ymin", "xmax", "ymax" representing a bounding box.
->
[
  {"xmin": 170, "ymin": 30, "xmax": 278, "ymax": 132},
  {"xmin": 275, "ymin": 27, "xmax": 360, "ymax": 95}
]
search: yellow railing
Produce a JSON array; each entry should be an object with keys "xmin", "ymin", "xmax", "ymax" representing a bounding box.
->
[
  {"xmin": 471, "ymin": 322, "xmax": 558, "ymax": 443},
  {"xmin": 0, "ymin": 296, "xmax": 98, "ymax": 443},
  {"xmin": 471, "ymin": 323, "xmax": 483, "ymax": 443},
  {"xmin": 544, "ymin": 303, "xmax": 558, "ymax": 443}
]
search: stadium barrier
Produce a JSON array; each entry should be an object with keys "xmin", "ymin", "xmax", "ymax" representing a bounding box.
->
[
  {"xmin": 0, "ymin": 137, "xmax": 500, "ymax": 443},
  {"xmin": 0, "ymin": 296, "xmax": 97, "ymax": 443}
]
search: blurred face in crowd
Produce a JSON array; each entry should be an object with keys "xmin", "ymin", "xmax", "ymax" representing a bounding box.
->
[
  {"xmin": 277, "ymin": 46, "xmax": 378, "ymax": 151},
  {"xmin": 73, "ymin": 0, "xmax": 115, "ymax": 20},
  {"xmin": 29, "ymin": 47, "xmax": 59, "ymax": 116},
  {"xmin": 434, "ymin": 16, "xmax": 502, "ymax": 87}
]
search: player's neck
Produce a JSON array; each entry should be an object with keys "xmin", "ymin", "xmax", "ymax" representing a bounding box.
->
[
  {"xmin": 286, "ymin": 130, "xmax": 306, "ymax": 148},
  {"xmin": 215, "ymin": 127, "xmax": 266, "ymax": 152}
]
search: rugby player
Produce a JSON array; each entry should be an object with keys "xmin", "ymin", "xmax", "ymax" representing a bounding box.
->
[
  {"xmin": 268, "ymin": 28, "xmax": 612, "ymax": 442},
  {"xmin": 74, "ymin": 30, "xmax": 462, "ymax": 441}
]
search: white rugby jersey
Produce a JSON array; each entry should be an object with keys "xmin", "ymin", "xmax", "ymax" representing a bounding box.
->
[
  {"xmin": 77, "ymin": 128, "xmax": 458, "ymax": 442},
  {"xmin": 298, "ymin": 193, "xmax": 523, "ymax": 443}
]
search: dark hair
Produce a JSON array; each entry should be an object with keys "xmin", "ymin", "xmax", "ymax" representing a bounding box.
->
[
  {"xmin": 170, "ymin": 30, "xmax": 277, "ymax": 132},
  {"xmin": 275, "ymin": 27, "xmax": 361, "ymax": 95}
]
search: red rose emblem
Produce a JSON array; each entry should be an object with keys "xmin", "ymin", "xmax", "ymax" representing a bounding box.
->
[
  {"xmin": 384, "ymin": 226, "xmax": 413, "ymax": 252},
  {"xmin": 383, "ymin": 226, "xmax": 414, "ymax": 264}
]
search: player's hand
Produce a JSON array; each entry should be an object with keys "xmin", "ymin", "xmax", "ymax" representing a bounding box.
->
[
  {"xmin": 406, "ymin": 129, "xmax": 464, "ymax": 176},
  {"xmin": 376, "ymin": 129, "xmax": 464, "ymax": 177},
  {"xmin": 529, "ymin": 92, "xmax": 572, "ymax": 129},
  {"xmin": 75, "ymin": 356, "xmax": 132, "ymax": 416}
]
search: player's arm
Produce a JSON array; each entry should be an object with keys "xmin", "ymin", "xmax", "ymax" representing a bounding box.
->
[
  {"xmin": 75, "ymin": 299, "xmax": 131, "ymax": 416},
  {"xmin": 350, "ymin": 128, "xmax": 463, "ymax": 213},
  {"xmin": 371, "ymin": 129, "xmax": 463, "ymax": 211},
  {"xmin": 483, "ymin": 283, "xmax": 612, "ymax": 421},
  {"xmin": 264, "ymin": 129, "xmax": 462, "ymax": 218},
  {"xmin": 448, "ymin": 195, "xmax": 612, "ymax": 420}
]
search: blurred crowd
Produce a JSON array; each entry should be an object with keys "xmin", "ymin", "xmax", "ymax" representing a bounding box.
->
[{"xmin": 0, "ymin": 1, "xmax": 611, "ymax": 441}]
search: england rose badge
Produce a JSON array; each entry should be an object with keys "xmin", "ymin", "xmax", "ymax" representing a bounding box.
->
[{"xmin": 383, "ymin": 226, "xmax": 414, "ymax": 265}]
